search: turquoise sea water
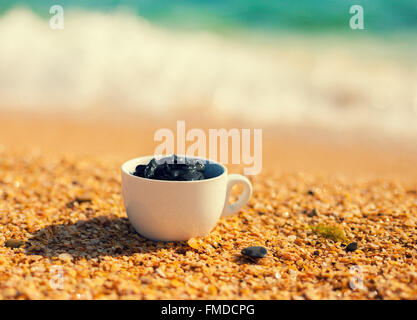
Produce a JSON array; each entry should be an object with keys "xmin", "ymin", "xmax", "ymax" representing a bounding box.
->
[{"xmin": 1, "ymin": 0, "xmax": 416, "ymax": 35}]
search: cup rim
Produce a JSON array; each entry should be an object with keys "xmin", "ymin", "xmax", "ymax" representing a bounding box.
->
[{"xmin": 121, "ymin": 154, "xmax": 228, "ymax": 183}]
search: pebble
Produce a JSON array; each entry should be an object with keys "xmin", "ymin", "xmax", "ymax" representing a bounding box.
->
[
  {"xmin": 307, "ymin": 208, "xmax": 318, "ymax": 217},
  {"xmin": 133, "ymin": 155, "xmax": 206, "ymax": 181},
  {"xmin": 5, "ymin": 239, "xmax": 25, "ymax": 248},
  {"xmin": 66, "ymin": 194, "xmax": 92, "ymax": 208},
  {"xmin": 288, "ymin": 235, "xmax": 296, "ymax": 242},
  {"xmin": 75, "ymin": 195, "xmax": 92, "ymax": 204},
  {"xmin": 156, "ymin": 268, "xmax": 167, "ymax": 278},
  {"xmin": 58, "ymin": 253, "xmax": 74, "ymax": 262},
  {"xmin": 346, "ymin": 242, "xmax": 358, "ymax": 252},
  {"xmin": 241, "ymin": 246, "xmax": 268, "ymax": 258}
]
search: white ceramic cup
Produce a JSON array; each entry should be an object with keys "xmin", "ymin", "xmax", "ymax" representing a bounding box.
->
[{"xmin": 121, "ymin": 155, "xmax": 252, "ymax": 241}]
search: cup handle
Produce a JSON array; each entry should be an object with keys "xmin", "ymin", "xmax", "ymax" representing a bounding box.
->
[{"xmin": 222, "ymin": 174, "xmax": 253, "ymax": 217}]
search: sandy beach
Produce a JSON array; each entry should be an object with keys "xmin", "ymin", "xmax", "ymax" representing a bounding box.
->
[
  {"xmin": 1, "ymin": 1, "xmax": 417, "ymax": 301},
  {"xmin": 1, "ymin": 114, "xmax": 416, "ymax": 299}
]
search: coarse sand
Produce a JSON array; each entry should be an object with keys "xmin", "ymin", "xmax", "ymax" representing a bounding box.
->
[{"xmin": 0, "ymin": 115, "xmax": 416, "ymax": 299}]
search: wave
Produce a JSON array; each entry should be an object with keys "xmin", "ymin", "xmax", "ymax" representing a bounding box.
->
[
  {"xmin": 2, "ymin": 0, "xmax": 417, "ymax": 34},
  {"xmin": 0, "ymin": 8, "xmax": 416, "ymax": 137}
]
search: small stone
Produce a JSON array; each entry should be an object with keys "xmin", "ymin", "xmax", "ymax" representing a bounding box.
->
[
  {"xmin": 241, "ymin": 246, "xmax": 267, "ymax": 258},
  {"xmin": 132, "ymin": 155, "xmax": 206, "ymax": 181},
  {"xmin": 5, "ymin": 239, "xmax": 25, "ymax": 248},
  {"xmin": 307, "ymin": 190, "xmax": 315, "ymax": 196},
  {"xmin": 313, "ymin": 250, "xmax": 320, "ymax": 256},
  {"xmin": 288, "ymin": 235, "xmax": 296, "ymax": 242},
  {"xmin": 75, "ymin": 194, "xmax": 92, "ymax": 204},
  {"xmin": 307, "ymin": 208, "xmax": 318, "ymax": 217},
  {"xmin": 346, "ymin": 242, "xmax": 358, "ymax": 252},
  {"xmin": 66, "ymin": 194, "xmax": 92, "ymax": 208},
  {"xmin": 58, "ymin": 253, "xmax": 73, "ymax": 262},
  {"xmin": 155, "ymin": 268, "xmax": 166, "ymax": 278},
  {"xmin": 187, "ymin": 237, "xmax": 202, "ymax": 250}
]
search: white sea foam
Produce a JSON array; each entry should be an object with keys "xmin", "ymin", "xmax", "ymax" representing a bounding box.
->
[{"xmin": 0, "ymin": 8, "xmax": 416, "ymax": 137}]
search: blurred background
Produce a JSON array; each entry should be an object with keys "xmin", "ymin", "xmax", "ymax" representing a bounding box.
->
[{"xmin": 0, "ymin": 0, "xmax": 416, "ymax": 176}]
